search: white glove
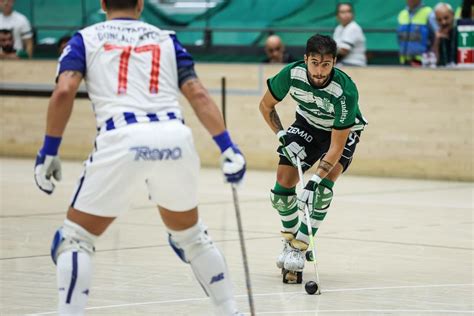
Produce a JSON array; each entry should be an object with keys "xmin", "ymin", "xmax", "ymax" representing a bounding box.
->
[
  {"xmin": 220, "ymin": 146, "xmax": 246, "ymax": 183},
  {"xmin": 34, "ymin": 153, "xmax": 62, "ymax": 194},
  {"xmin": 277, "ymin": 130, "xmax": 307, "ymax": 167},
  {"xmin": 297, "ymin": 174, "xmax": 321, "ymax": 212}
]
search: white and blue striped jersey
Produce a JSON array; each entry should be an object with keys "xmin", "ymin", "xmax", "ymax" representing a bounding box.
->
[{"xmin": 57, "ymin": 18, "xmax": 195, "ymax": 131}]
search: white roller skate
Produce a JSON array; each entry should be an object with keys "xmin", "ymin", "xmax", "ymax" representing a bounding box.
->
[
  {"xmin": 282, "ymin": 239, "xmax": 308, "ymax": 284},
  {"xmin": 276, "ymin": 232, "xmax": 294, "ymax": 269}
]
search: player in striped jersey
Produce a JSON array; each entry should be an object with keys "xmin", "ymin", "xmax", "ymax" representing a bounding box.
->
[
  {"xmin": 259, "ymin": 34, "xmax": 367, "ymax": 283},
  {"xmin": 33, "ymin": 0, "xmax": 245, "ymax": 314}
]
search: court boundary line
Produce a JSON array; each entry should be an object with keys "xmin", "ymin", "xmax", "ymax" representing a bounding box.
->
[{"xmin": 27, "ymin": 283, "xmax": 474, "ymax": 315}]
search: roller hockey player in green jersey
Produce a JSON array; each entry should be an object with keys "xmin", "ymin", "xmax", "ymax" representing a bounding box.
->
[{"xmin": 259, "ymin": 34, "xmax": 367, "ymax": 283}]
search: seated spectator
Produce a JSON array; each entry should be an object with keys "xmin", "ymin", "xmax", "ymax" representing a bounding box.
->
[
  {"xmin": 0, "ymin": 28, "xmax": 27, "ymax": 59},
  {"xmin": 434, "ymin": 3, "xmax": 456, "ymax": 66},
  {"xmin": 263, "ymin": 35, "xmax": 296, "ymax": 64},
  {"xmin": 333, "ymin": 2, "xmax": 367, "ymax": 66},
  {"xmin": 0, "ymin": 0, "xmax": 33, "ymax": 58},
  {"xmin": 57, "ymin": 35, "xmax": 71, "ymax": 56},
  {"xmin": 397, "ymin": 0, "xmax": 438, "ymax": 66}
]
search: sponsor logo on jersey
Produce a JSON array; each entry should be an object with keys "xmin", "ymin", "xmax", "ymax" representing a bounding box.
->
[
  {"xmin": 290, "ymin": 88, "xmax": 335, "ymax": 115},
  {"xmin": 287, "ymin": 127, "xmax": 313, "ymax": 143},
  {"xmin": 210, "ymin": 272, "xmax": 225, "ymax": 284},
  {"xmin": 130, "ymin": 146, "xmax": 182, "ymax": 161},
  {"xmin": 340, "ymin": 96, "xmax": 348, "ymax": 123},
  {"xmin": 321, "ymin": 98, "xmax": 334, "ymax": 113}
]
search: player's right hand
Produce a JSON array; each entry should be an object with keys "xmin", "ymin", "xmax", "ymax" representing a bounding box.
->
[
  {"xmin": 277, "ymin": 130, "xmax": 307, "ymax": 167},
  {"xmin": 220, "ymin": 145, "xmax": 246, "ymax": 184},
  {"xmin": 297, "ymin": 175, "xmax": 319, "ymax": 212},
  {"xmin": 34, "ymin": 152, "xmax": 62, "ymax": 194}
]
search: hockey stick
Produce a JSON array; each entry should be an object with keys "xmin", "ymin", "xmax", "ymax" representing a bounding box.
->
[
  {"xmin": 231, "ymin": 183, "xmax": 256, "ymax": 315},
  {"xmin": 222, "ymin": 77, "xmax": 256, "ymax": 315},
  {"xmin": 296, "ymin": 157, "xmax": 321, "ymax": 295}
]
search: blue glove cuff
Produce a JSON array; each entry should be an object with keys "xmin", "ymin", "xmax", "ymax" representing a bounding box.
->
[
  {"xmin": 40, "ymin": 135, "xmax": 62, "ymax": 156},
  {"xmin": 212, "ymin": 130, "xmax": 233, "ymax": 153}
]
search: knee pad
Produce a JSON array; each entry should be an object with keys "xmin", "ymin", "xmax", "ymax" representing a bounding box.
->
[
  {"xmin": 314, "ymin": 179, "xmax": 334, "ymax": 210},
  {"xmin": 168, "ymin": 220, "xmax": 214, "ymax": 264},
  {"xmin": 270, "ymin": 190, "xmax": 298, "ymax": 213},
  {"xmin": 51, "ymin": 219, "xmax": 97, "ymax": 265}
]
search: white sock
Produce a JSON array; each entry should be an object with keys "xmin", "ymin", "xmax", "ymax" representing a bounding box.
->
[
  {"xmin": 57, "ymin": 250, "xmax": 93, "ymax": 315},
  {"xmin": 169, "ymin": 221, "xmax": 239, "ymax": 315},
  {"xmin": 190, "ymin": 247, "xmax": 239, "ymax": 315}
]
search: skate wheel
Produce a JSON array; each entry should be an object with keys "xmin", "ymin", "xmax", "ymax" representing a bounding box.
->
[
  {"xmin": 282, "ymin": 269, "xmax": 290, "ymax": 283},
  {"xmin": 296, "ymin": 271, "xmax": 303, "ymax": 284},
  {"xmin": 282, "ymin": 269, "xmax": 303, "ymax": 284},
  {"xmin": 283, "ymin": 269, "xmax": 297, "ymax": 283},
  {"xmin": 305, "ymin": 251, "xmax": 314, "ymax": 262}
]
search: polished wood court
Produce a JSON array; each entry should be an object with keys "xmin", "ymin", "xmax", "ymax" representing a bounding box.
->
[{"xmin": 0, "ymin": 158, "xmax": 472, "ymax": 315}]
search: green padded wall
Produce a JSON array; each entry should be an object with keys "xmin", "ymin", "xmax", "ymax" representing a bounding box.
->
[{"xmin": 13, "ymin": 0, "xmax": 463, "ymax": 56}]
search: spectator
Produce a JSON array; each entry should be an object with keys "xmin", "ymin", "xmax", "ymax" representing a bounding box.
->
[
  {"xmin": 433, "ymin": 3, "xmax": 456, "ymax": 66},
  {"xmin": 456, "ymin": 0, "xmax": 474, "ymax": 20},
  {"xmin": 333, "ymin": 2, "xmax": 367, "ymax": 66},
  {"xmin": 0, "ymin": 0, "xmax": 33, "ymax": 58},
  {"xmin": 397, "ymin": 0, "xmax": 437, "ymax": 66},
  {"xmin": 263, "ymin": 35, "xmax": 296, "ymax": 63},
  {"xmin": 0, "ymin": 28, "xmax": 27, "ymax": 59},
  {"xmin": 57, "ymin": 35, "xmax": 71, "ymax": 56}
]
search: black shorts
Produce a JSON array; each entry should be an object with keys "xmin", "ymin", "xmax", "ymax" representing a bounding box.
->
[{"xmin": 278, "ymin": 114, "xmax": 361, "ymax": 172}]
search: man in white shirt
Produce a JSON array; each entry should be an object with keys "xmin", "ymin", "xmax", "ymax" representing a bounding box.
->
[
  {"xmin": 333, "ymin": 2, "xmax": 367, "ymax": 66},
  {"xmin": 0, "ymin": 0, "xmax": 33, "ymax": 58}
]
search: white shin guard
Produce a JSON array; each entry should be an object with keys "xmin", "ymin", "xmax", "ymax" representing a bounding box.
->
[
  {"xmin": 168, "ymin": 221, "xmax": 239, "ymax": 315},
  {"xmin": 57, "ymin": 251, "xmax": 93, "ymax": 315},
  {"xmin": 53, "ymin": 219, "xmax": 97, "ymax": 315}
]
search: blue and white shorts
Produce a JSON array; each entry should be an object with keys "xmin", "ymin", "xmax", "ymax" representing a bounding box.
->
[{"xmin": 70, "ymin": 120, "xmax": 200, "ymax": 217}]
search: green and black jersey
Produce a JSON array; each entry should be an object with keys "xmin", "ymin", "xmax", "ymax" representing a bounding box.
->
[{"xmin": 267, "ymin": 60, "xmax": 367, "ymax": 132}]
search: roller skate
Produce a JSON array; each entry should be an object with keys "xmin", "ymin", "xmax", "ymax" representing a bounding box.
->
[
  {"xmin": 276, "ymin": 232, "xmax": 294, "ymax": 270},
  {"xmin": 282, "ymin": 239, "xmax": 308, "ymax": 284}
]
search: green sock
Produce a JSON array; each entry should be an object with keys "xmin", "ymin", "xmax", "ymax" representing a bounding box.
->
[{"xmin": 270, "ymin": 182, "xmax": 299, "ymax": 234}]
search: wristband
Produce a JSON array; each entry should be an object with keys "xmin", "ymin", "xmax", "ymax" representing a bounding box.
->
[
  {"xmin": 310, "ymin": 174, "xmax": 322, "ymax": 185},
  {"xmin": 212, "ymin": 130, "xmax": 233, "ymax": 153},
  {"xmin": 40, "ymin": 135, "xmax": 62, "ymax": 156}
]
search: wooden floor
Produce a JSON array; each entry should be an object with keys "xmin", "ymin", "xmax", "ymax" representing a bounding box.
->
[{"xmin": 0, "ymin": 157, "xmax": 472, "ymax": 315}]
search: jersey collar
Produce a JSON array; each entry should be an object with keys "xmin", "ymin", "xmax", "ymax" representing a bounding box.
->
[{"xmin": 111, "ymin": 17, "xmax": 138, "ymax": 21}]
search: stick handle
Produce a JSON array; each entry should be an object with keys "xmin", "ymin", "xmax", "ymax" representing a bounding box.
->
[
  {"xmin": 231, "ymin": 184, "xmax": 256, "ymax": 315},
  {"xmin": 296, "ymin": 157, "xmax": 321, "ymax": 292}
]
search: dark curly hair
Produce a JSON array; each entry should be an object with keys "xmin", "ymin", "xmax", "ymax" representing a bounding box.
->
[{"xmin": 305, "ymin": 34, "xmax": 337, "ymax": 58}]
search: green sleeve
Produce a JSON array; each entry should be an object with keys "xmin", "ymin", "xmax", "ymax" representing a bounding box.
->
[
  {"xmin": 266, "ymin": 63, "xmax": 293, "ymax": 101},
  {"xmin": 333, "ymin": 83, "xmax": 358, "ymax": 130}
]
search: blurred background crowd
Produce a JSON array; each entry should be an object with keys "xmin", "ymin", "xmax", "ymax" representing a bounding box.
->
[{"xmin": 1, "ymin": 0, "xmax": 473, "ymax": 67}]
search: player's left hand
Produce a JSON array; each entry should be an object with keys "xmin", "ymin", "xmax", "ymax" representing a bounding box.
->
[
  {"xmin": 220, "ymin": 145, "xmax": 246, "ymax": 183},
  {"xmin": 34, "ymin": 152, "xmax": 62, "ymax": 194},
  {"xmin": 277, "ymin": 130, "xmax": 307, "ymax": 167},
  {"xmin": 297, "ymin": 175, "xmax": 320, "ymax": 211}
]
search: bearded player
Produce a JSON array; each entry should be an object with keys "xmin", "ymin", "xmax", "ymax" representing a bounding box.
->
[{"xmin": 259, "ymin": 34, "xmax": 367, "ymax": 283}]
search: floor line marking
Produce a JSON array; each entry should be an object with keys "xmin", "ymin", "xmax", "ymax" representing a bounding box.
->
[{"xmin": 27, "ymin": 283, "xmax": 473, "ymax": 315}]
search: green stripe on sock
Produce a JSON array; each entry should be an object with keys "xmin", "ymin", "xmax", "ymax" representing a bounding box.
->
[
  {"xmin": 278, "ymin": 205, "xmax": 298, "ymax": 217},
  {"xmin": 273, "ymin": 182, "xmax": 296, "ymax": 195},
  {"xmin": 310, "ymin": 211, "xmax": 327, "ymax": 221},
  {"xmin": 320, "ymin": 178, "xmax": 334, "ymax": 189},
  {"xmin": 282, "ymin": 217, "xmax": 299, "ymax": 229},
  {"xmin": 299, "ymin": 222, "xmax": 318, "ymax": 236}
]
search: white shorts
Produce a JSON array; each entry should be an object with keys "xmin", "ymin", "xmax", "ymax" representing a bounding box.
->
[{"xmin": 70, "ymin": 121, "xmax": 200, "ymax": 217}]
